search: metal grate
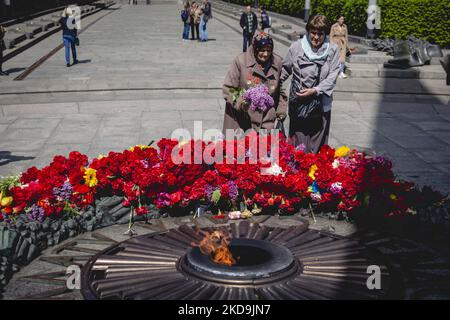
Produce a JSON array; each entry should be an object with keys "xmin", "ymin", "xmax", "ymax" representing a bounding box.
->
[{"xmin": 81, "ymin": 221, "xmax": 401, "ymax": 300}]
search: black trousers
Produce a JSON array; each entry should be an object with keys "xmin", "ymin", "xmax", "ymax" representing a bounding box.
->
[
  {"xmin": 243, "ymin": 32, "xmax": 254, "ymax": 52},
  {"xmin": 190, "ymin": 23, "xmax": 199, "ymax": 39},
  {"xmin": 288, "ymin": 111, "xmax": 331, "ymax": 154}
]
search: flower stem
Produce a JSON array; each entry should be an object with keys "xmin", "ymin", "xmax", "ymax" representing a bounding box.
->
[{"xmin": 309, "ymin": 202, "xmax": 317, "ymax": 223}]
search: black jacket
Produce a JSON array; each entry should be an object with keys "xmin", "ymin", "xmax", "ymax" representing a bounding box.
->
[
  {"xmin": 59, "ymin": 17, "xmax": 78, "ymax": 38},
  {"xmin": 240, "ymin": 12, "xmax": 258, "ymax": 35}
]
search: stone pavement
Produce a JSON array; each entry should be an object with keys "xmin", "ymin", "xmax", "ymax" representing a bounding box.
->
[{"xmin": 0, "ymin": 0, "xmax": 449, "ymax": 196}]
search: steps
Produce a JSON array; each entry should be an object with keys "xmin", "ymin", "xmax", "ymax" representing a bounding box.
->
[{"xmin": 2, "ymin": 1, "xmax": 116, "ymax": 61}]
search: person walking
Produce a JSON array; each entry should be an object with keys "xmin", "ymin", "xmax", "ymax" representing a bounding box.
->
[
  {"xmin": 59, "ymin": 7, "xmax": 79, "ymax": 67},
  {"xmin": 0, "ymin": 24, "xmax": 7, "ymax": 76},
  {"xmin": 330, "ymin": 15, "xmax": 349, "ymax": 79},
  {"xmin": 190, "ymin": 2, "xmax": 200, "ymax": 40},
  {"xmin": 181, "ymin": 1, "xmax": 191, "ymax": 40},
  {"xmin": 199, "ymin": 0, "xmax": 212, "ymax": 42},
  {"xmin": 281, "ymin": 15, "xmax": 340, "ymax": 153},
  {"xmin": 259, "ymin": 6, "xmax": 271, "ymax": 33},
  {"xmin": 240, "ymin": 5, "xmax": 258, "ymax": 52},
  {"xmin": 222, "ymin": 32, "xmax": 287, "ymax": 133}
]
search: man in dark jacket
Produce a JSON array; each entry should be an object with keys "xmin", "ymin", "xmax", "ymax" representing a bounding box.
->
[{"xmin": 240, "ymin": 6, "xmax": 258, "ymax": 52}]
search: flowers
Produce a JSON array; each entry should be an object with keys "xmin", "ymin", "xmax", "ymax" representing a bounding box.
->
[
  {"xmin": 1, "ymin": 196, "xmax": 13, "ymax": 207},
  {"xmin": 243, "ymin": 84, "xmax": 274, "ymax": 112},
  {"xmin": 83, "ymin": 168, "xmax": 98, "ymax": 188},
  {"xmin": 330, "ymin": 182, "xmax": 343, "ymax": 195},
  {"xmin": 308, "ymin": 164, "xmax": 318, "ymax": 180},
  {"xmin": 0, "ymin": 136, "xmax": 445, "ymax": 226},
  {"xmin": 335, "ymin": 146, "xmax": 350, "ymax": 158}
]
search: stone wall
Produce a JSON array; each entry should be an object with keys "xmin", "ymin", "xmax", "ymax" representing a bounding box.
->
[{"xmin": 1, "ymin": 0, "xmax": 96, "ymax": 23}]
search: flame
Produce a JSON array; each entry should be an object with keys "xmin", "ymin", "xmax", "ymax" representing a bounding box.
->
[{"xmin": 192, "ymin": 229, "xmax": 236, "ymax": 266}]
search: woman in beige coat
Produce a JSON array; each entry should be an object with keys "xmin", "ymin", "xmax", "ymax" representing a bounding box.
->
[
  {"xmin": 330, "ymin": 16, "xmax": 348, "ymax": 79},
  {"xmin": 222, "ymin": 32, "xmax": 287, "ymax": 134}
]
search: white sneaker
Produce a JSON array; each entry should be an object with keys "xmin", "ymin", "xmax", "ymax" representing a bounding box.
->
[{"xmin": 339, "ymin": 72, "xmax": 348, "ymax": 79}]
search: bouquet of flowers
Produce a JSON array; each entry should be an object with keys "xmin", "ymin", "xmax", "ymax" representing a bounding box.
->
[{"xmin": 243, "ymin": 84, "xmax": 274, "ymax": 112}]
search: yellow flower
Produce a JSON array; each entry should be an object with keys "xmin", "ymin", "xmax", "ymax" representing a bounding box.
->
[
  {"xmin": 308, "ymin": 164, "xmax": 318, "ymax": 180},
  {"xmin": 241, "ymin": 209, "xmax": 253, "ymax": 219},
  {"xmin": 1, "ymin": 196, "xmax": 13, "ymax": 207},
  {"xmin": 129, "ymin": 145, "xmax": 150, "ymax": 152},
  {"xmin": 83, "ymin": 168, "xmax": 98, "ymax": 188},
  {"xmin": 307, "ymin": 186, "xmax": 313, "ymax": 193},
  {"xmin": 335, "ymin": 146, "xmax": 350, "ymax": 158},
  {"xmin": 389, "ymin": 194, "xmax": 397, "ymax": 201}
]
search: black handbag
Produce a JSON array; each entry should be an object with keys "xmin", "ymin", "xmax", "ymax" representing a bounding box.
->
[
  {"xmin": 292, "ymin": 65, "xmax": 323, "ymax": 119},
  {"xmin": 74, "ymin": 37, "xmax": 80, "ymax": 46}
]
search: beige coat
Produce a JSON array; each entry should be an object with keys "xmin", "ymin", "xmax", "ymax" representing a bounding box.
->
[
  {"xmin": 330, "ymin": 22, "xmax": 348, "ymax": 62},
  {"xmin": 193, "ymin": 7, "xmax": 202, "ymax": 24},
  {"xmin": 222, "ymin": 47, "xmax": 288, "ymax": 133}
]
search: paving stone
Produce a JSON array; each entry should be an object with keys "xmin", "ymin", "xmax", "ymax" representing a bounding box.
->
[
  {"xmin": 389, "ymin": 135, "xmax": 445, "ymax": 149},
  {"xmin": 2, "ymin": 103, "xmax": 78, "ymax": 116},
  {"xmin": 1, "ymin": 128, "xmax": 56, "ymax": 140},
  {"xmin": 7, "ymin": 118, "xmax": 62, "ymax": 129}
]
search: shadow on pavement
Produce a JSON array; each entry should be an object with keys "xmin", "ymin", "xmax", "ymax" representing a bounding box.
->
[
  {"xmin": 75, "ymin": 59, "xmax": 92, "ymax": 64},
  {"xmin": 0, "ymin": 151, "xmax": 35, "ymax": 166},
  {"xmin": 4, "ymin": 67, "xmax": 26, "ymax": 74}
]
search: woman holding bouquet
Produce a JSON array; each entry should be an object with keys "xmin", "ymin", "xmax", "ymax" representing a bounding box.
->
[{"xmin": 222, "ymin": 32, "xmax": 287, "ymax": 134}]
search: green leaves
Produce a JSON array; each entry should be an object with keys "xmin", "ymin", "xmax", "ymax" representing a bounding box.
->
[
  {"xmin": 228, "ymin": 0, "xmax": 449, "ymax": 47},
  {"xmin": 212, "ymin": 189, "xmax": 221, "ymax": 204},
  {"xmin": 0, "ymin": 175, "xmax": 21, "ymax": 195}
]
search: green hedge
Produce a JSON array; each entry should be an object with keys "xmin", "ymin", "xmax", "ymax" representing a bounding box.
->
[
  {"xmin": 379, "ymin": 0, "xmax": 450, "ymax": 47},
  {"xmin": 226, "ymin": 0, "xmax": 450, "ymax": 47}
]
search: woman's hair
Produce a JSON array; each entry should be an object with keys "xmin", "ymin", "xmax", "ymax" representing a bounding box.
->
[
  {"xmin": 306, "ymin": 15, "xmax": 330, "ymax": 35},
  {"xmin": 61, "ymin": 7, "xmax": 72, "ymax": 18}
]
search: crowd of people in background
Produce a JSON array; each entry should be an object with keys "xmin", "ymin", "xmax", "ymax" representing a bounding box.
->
[{"xmin": 181, "ymin": 0, "xmax": 212, "ymax": 42}]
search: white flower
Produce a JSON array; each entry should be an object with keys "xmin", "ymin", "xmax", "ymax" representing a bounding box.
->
[
  {"xmin": 260, "ymin": 163, "xmax": 285, "ymax": 176},
  {"xmin": 332, "ymin": 159, "xmax": 340, "ymax": 169},
  {"xmin": 228, "ymin": 211, "xmax": 242, "ymax": 220},
  {"xmin": 310, "ymin": 193, "xmax": 322, "ymax": 202}
]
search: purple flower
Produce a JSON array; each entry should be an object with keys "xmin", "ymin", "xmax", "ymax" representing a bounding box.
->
[
  {"xmin": 53, "ymin": 182, "xmax": 73, "ymax": 201},
  {"xmin": 372, "ymin": 156, "xmax": 392, "ymax": 169},
  {"xmin": 227, "ymin": 181, "xmax": 239, "ymax": 201},
  {"xmin": 243, "ymin": 85, "xmax": 274, "ymax": 112},
  {"xmin": 155, "ymin": 192, "xmax": 171, "ymax": 207},
  {"xmin": 295, "ymin": 144, "xmax": 306, "ymax": 152},
  {"xmin": 205, "ymin": 184, "xmax": 218, "ymax": 201},
  {"xmin": 141, "ymin": 160, "xmax": 149, "ymax": 168},
  {"xmin": 27, "ymin": 205, "xmax": 45, "ymax": 223},
  {"xmin": 330, "ymin": 182, "xmax": 343, "ymax": 195}
]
